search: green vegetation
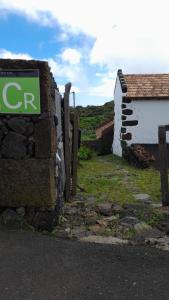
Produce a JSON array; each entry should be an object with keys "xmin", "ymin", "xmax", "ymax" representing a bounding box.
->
[
  {"xmin": 78, "ymin": 146, "xmax": 93, "ymax": 160},
  {"xmin": 78, "ymin": 154, "xmax": 162, "ymax": 205},
  {"xmin": 76, "ymin": 100, "xmax": 114, "ymax": 141}
]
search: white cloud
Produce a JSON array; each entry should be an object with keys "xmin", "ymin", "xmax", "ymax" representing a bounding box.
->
[
  {"xmin": 48, "ymin": 57, "xmax": 81, "ymax": 82},
  {"xmin": 88, "ymin": 71, "xmax": 116, "ymax": 98},
  {"xmin": 0, "ymin": 48, "xmax": 32, "ymax": 60},
  {"xmin": 2, "ymin": 0, "xmax": 169, "ymax": 103},
  {"xmin": 1, "ymin": 0, "xmax": 169, "ymax": 73},
  {"xmin": 61, "ymin": 48, "xmax": 82, "ymax": 65}
]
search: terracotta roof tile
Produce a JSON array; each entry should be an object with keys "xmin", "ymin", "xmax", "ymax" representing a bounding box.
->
[{"xmin": 123, "ymin": 74, "xmax": 169, "ymax": 99}]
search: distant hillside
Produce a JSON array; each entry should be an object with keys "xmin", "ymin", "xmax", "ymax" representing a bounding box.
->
[{"xmin": 76, "ymin": 100, "xmax": 114, "ymax": 141}]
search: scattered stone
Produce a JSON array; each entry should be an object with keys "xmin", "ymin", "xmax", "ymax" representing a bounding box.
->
[
  {"xmin": 84, "ymin": 211, "xmax": 97, "ymax": 225},
  {"xmin": 0, "ymin": 209, "xmax": 18, "ymax": 225},
  {"xmin": 151, "ymin": 203, "xmax": 162, "ymax": 209},
  {"xmin": 52, "ymin": 228, "xmax": 70, "ymax": 239},
  {"xmin": 80, "ymin": 235, "xmax": 128, "ymax": 245},
  {"xmin": 85, "ymin": 196, "xmax": 96, "ymax": 204},
  {"xmin": 32, "ymin": 210, "xmax": 58, "ymax": 231},
  {"xmin": 63, "ymin": 206, "xmax": 77, "ymax": 216},
  {"xmin": 103, "ymin": 215, "xmax": 119, "ymax": 222},
  {"xmin": 145, "ymin": 236, "xmax": 169, "ymax": 251},
  {"xmin": 7, "ymin": 118, "xmax": 27, "ymax": 134},
  {"xmin": 72, "ymin": 195, "xmax": 85, "ymax": 202},
  {"xmin": 71, "ymin": 226, "xmax": 87, "ymax": 239},
  {"xmin": 96, "ymin": 219, "xmax": 108, "ymax": 227},
  {"xmin": 96, "ymin": 203, "xmax": 113, "ymax": 216},
  {"xmin": 112, "ymin": 204, "xmax": 123, "ymax": 214},
  {"xmin": 157, "ymin": 220, "xmax": 169, "ymax": 235},
  {"xmin": 16, "ymin": 207, "xmax": 25, "ymax": 217},
  {"xmin": 26, "ymin": 207, "xmax": 36, "ymax": 224},
  {"xmin": 133, "ymin": 194, "xmax": 151, "ymax": 204},
  {"xmin": 89, "ymin": 224, "xmax": 107, "ymax": 235},
  {"xmin": 134, "ymin": 222, "xmax": 152, "ymax": 234},
  {"xmin": 120, "ymin": 216, "xmax": 139, "ymax": 227}
]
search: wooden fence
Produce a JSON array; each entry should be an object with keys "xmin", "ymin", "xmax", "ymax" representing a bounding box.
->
[{"xmin": 158, "ymin": 125, "xmax": 169, "ymax": 206}]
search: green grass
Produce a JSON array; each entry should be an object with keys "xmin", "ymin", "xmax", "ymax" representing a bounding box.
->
[
  {"xmin": 78, "ymin": 154, "xmax": 162, "ymax": 205},
  {"xmin": 77, "ymin": 100, "xmax": 114, "ymax": 141}
]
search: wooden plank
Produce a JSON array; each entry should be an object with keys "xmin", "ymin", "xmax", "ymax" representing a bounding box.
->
[
  {"xmin": 63, "ymin": 82, "xmax": 71, "ymax": 201},
  {"xmin": 71, "ymin": 111, "xmax": 79, "ymax": 196},
  {"xmin": 158, "ymin": 126, "xmax": 169, "ymax": 206}
]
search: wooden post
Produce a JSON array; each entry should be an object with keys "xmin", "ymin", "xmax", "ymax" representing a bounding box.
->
[
  {"xmin": 158, "ymin": 125, "xmax": 169, "ymax": 206},
  {"xmin": 63, "ymin": 83, "xmax": 71, "ymax": 201},
  {"xmin": 71, "ymin": 111, "xmax": 79, "ymax": 196}
]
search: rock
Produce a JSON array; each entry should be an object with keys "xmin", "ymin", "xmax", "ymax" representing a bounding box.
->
[
  {"xmin": 7, "ymin": 118, "xmax": 27, "ymax": 134},
  {"xmin": 85, "ymin": 196, "xmax": 97, "ymax": 205},
  {"xmin": 63, "ymin": 206, "xmax": 77, "ymax": 216},
  {"xmin": 134, "ymin": 222, "xmax": 152, "ymax": 233},
  {"xmin": 89, "ymin": 224, "xmax": 106, "ymax": 234},
  {"xmin": 80, "ymin": 235, "xmax": 128, "ymax": 245},
  {"xmin": 103, "ymin": 215, "xmax": 119, "ymax": 222},
  {"xmin": 16, "ymin": 207, "xmax": 25, "ymax": 217},
  {"xmin": 133, "ymin": 194, "xmax": 151, "ymax": 204},
  {"xmin": 28, "ymin": 138, "xmax": 35, "ymax": 157},
  {"xmin": 96, "ymin": 219, "xmax": 108, "ymax": 227},
  {"xmin": 97, "ymin": 203, "xmax": 113, "ymax": 216},
  {"xmin": 0, "ymin": 209, "xmax": 18, "ymax": 225},
  {"xmin": 26, "ymin": 207, "xmax": 36, "ymax": 223},
  {"xmin": 0, "ymin": 130, "xmax": 3, "ymax": 143},
  {"xmin": 72, "ymin": 195, "xmax": 85, "ymax": 202},
  {"xmin": 1, "ymin": 132, "xmax": 27, "ymax": 159},
  {"xmin": 112, "ymin": 204, "xmax": 123, "ymax": 214},
  {"xmin": 71, "ymin": 226, "xmax": 87, "ymax": 239},
  {"xmin": 0, "ymin": 121, "xmax": 8, "ymax": 135},
  {"xmin": 85, "ymin": 211, "xmax": 97, "ymax": 226},
  {"xmin": 52, "ymin": 228, "xmax": 70, "ymax": 239},
  {"xmin": 145, "ymin": 236, "xmax": 169, "ymax": 251},
  {"xmin": 32, "ymin": 210, "xmax": 59, "ymax": 231},
  {"xmin": 25, "ymin": 123, "xmax": 34, "ymax": 136},
  {"xmin": 120, "ymin": 216, "xmax": 139, "ymax": 227},
  {"xmin": 157, "ymin": 220, "xmax": 169, "ymax": 235},
  {"xmin": 0, "ymin": 121, "xmax": 8, "ymax": 143},
  {"xmin": 151, "ymin": 203, "xmax": 162, "ymax": 209}
]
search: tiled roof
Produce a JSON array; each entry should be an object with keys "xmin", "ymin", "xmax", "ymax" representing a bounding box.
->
[{"xmin": 123, "ymin": 74, "xmax": 169, "ymax": 99}]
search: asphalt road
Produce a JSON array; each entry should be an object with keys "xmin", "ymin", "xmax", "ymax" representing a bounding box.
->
[{"xmin": 0, "ymin": 227, "xmax": 169, "ymax": 300}]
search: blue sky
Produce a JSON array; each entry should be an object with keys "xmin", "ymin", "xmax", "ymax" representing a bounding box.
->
[{"xmin": 0, "ymin": 0, "xmax": 169, "ymax": 106}]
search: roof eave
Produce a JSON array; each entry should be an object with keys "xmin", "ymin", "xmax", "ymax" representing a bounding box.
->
[{"xmin": 123, "ymin": 96, "xmax": 169, "ymax": 101}]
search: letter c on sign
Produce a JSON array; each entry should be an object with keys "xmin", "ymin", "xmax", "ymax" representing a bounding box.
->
[{"xmin": 2, "ymin": 82, "xmax": 22, "ymax": 109}]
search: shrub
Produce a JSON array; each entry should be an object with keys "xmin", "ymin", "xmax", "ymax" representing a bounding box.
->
[{"xmin": 78, "ymin": 146, "xmax": 93, "ymax": 160}]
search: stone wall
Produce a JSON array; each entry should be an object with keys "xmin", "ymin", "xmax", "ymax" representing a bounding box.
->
[
  {"xmin": 96, "ymin": 119, "xmax": 114, "ymax": 139},
  {"xmin": 0, "ymin": 59, "xmax": 57, "ymax": 208}
]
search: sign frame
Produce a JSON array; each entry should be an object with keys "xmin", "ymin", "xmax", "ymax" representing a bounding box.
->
[{"xmin": 0, "ymin": 69, "xmax": 41, "ymax": 115}]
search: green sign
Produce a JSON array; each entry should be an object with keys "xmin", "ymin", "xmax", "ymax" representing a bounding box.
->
[{"xmin": 0, "ymin": 70, "xmax": 40, "ymax": 114}]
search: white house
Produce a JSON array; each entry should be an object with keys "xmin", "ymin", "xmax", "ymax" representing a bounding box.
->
[{"xmin": 113, "ymin": 69, "xmax": 169, "ymax": 157}]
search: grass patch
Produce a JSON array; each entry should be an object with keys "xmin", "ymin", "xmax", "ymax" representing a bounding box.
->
[
  {"xmin": 78, "ymin": 146, "xmax": 93, "ymax": 160},
  {"xmin": 78, "ymin": 154, "xmax": 163, "ymax": 206},
  {"xmin": 78, "ymin": 155, "xmax": 135, "ymax": 205}
]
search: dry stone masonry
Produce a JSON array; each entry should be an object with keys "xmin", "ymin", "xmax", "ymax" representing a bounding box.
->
[{"xmin": 0, "ymin": 59, "xmax": 57, "ymax": 208}]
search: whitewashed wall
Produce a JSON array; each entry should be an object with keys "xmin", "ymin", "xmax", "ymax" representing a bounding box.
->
[
  {"xmin": 113, "ymin": 77, "xmax": 125, "ymax": 156},
  {"xmin": 126, "ymin": 100, "xmax": 169, "ymax": 144}
]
